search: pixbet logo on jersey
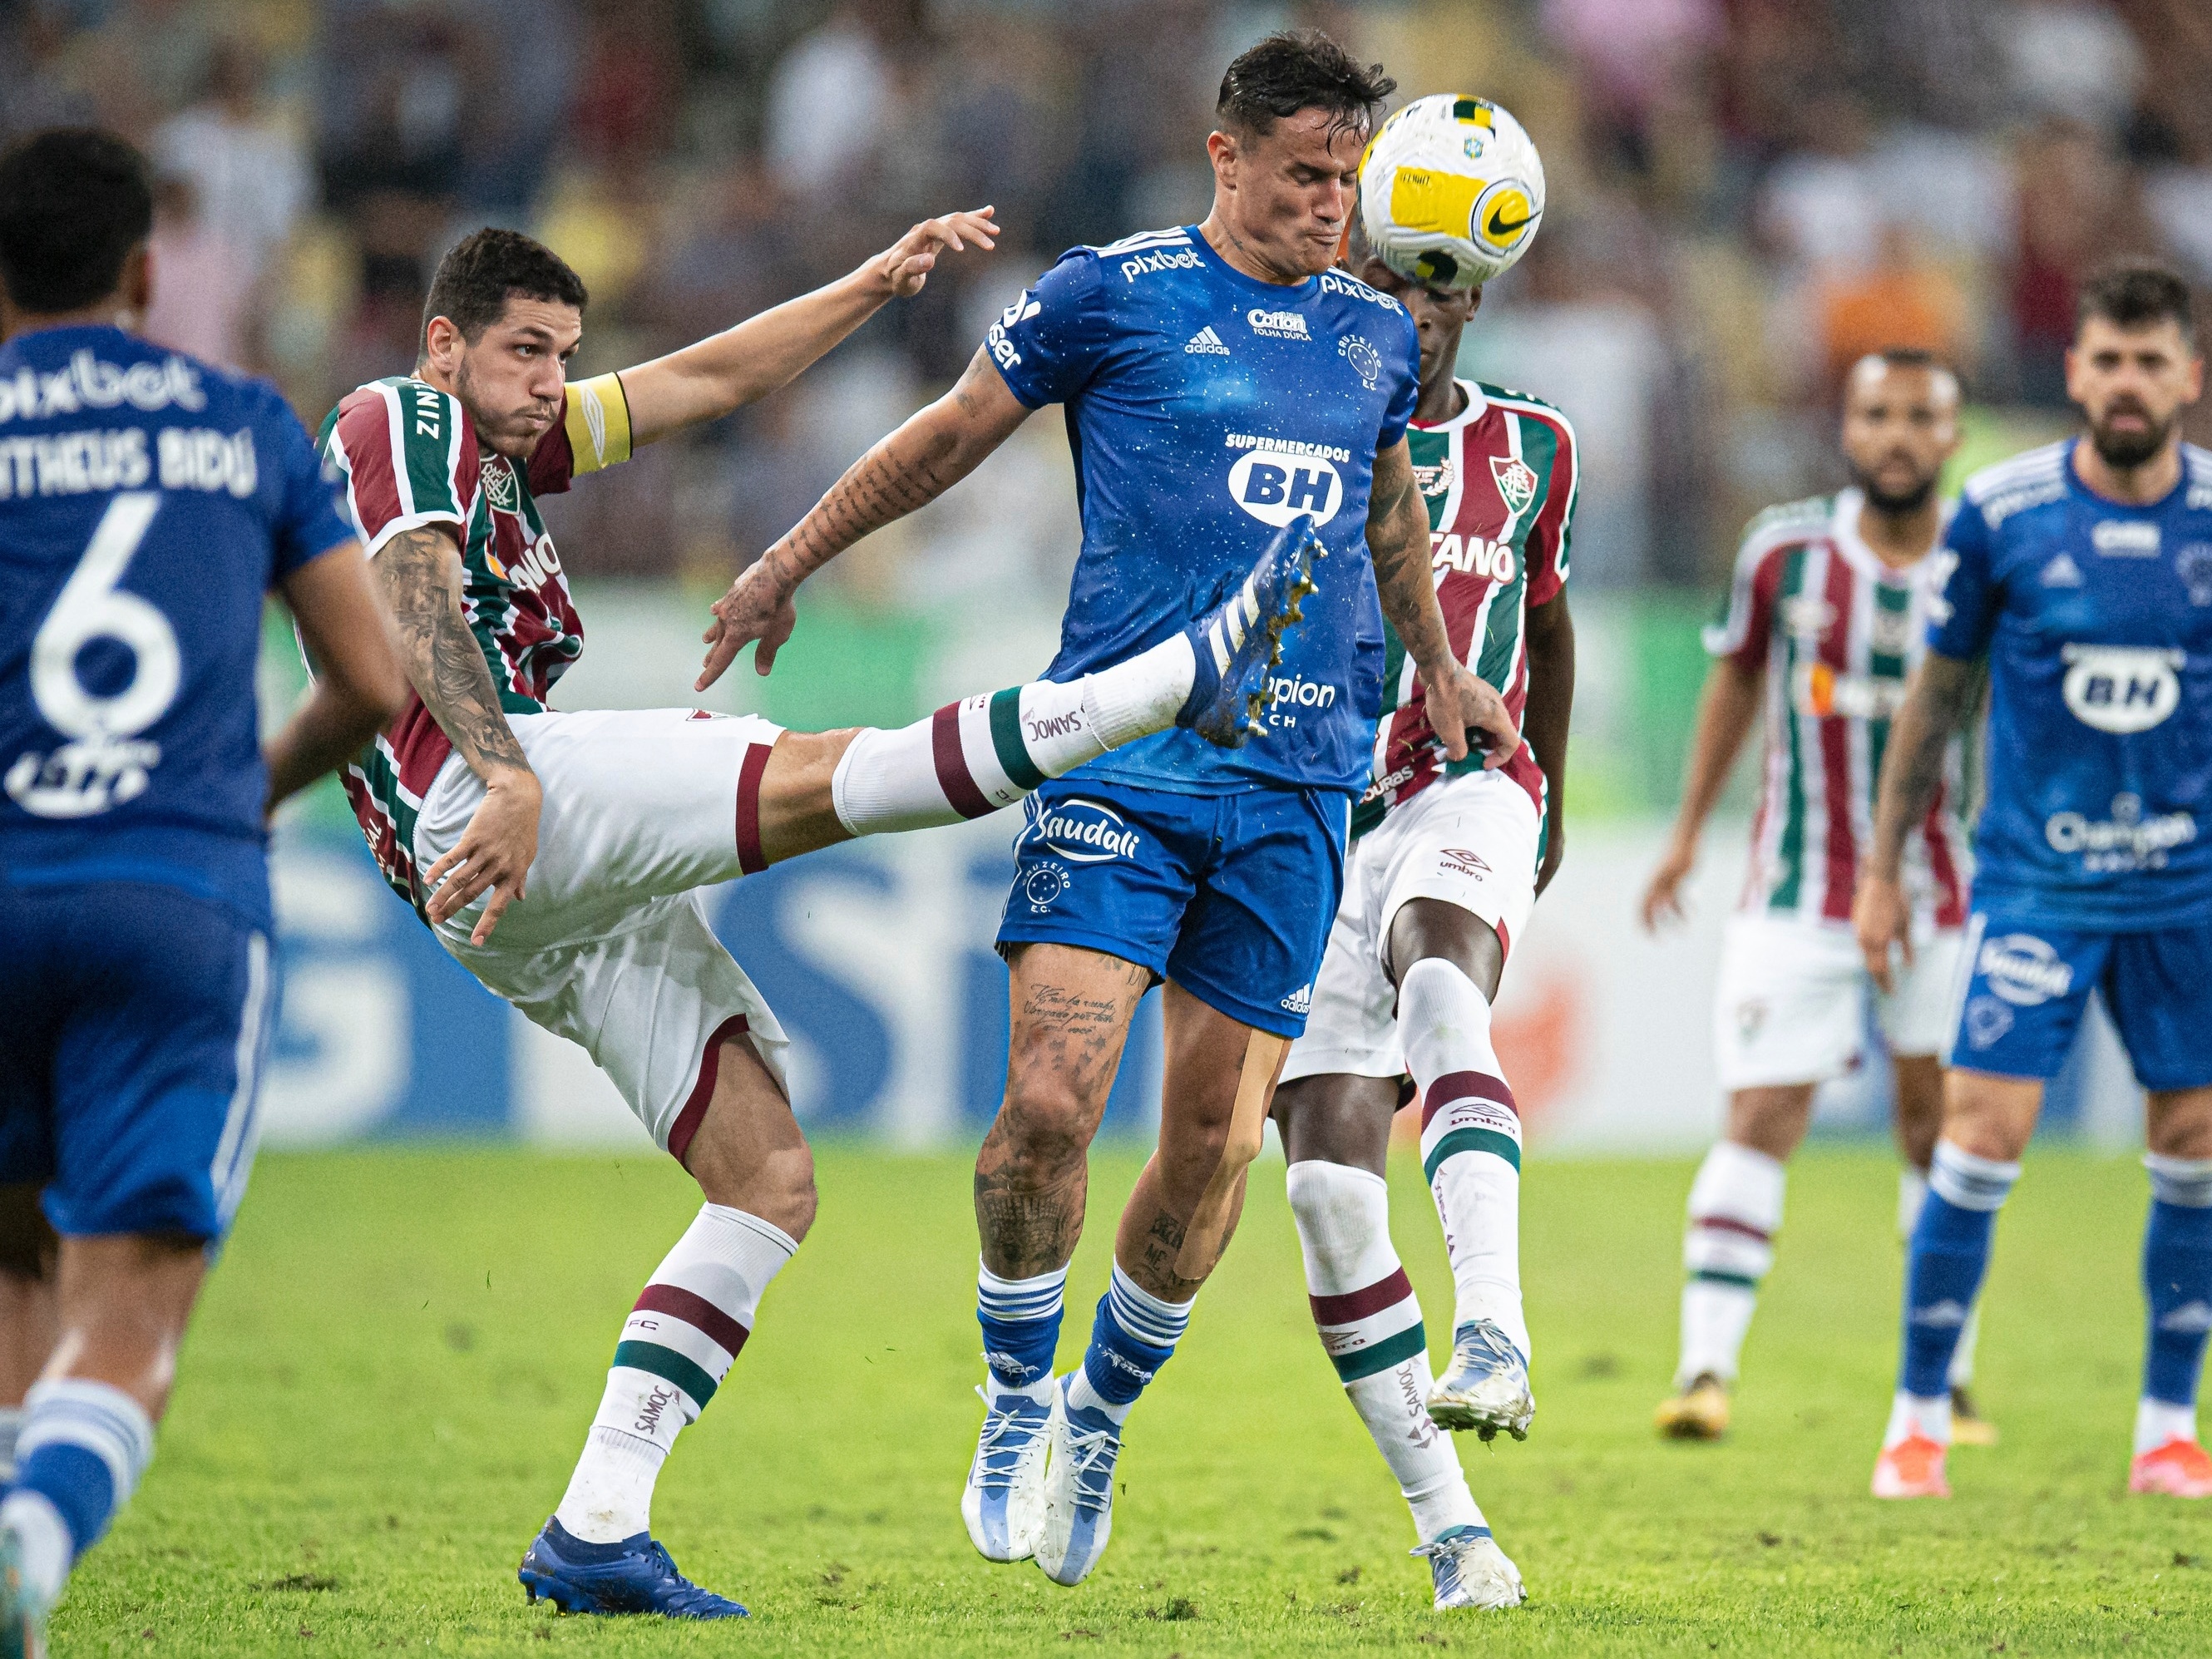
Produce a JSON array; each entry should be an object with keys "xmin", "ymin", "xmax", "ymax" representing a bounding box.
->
[
  {"xmin": 2060, "ymin": 643, "xmax": 2182, "ymax": 733},
  {"xmin": 1224, "ymin": 432, "xmax": 1345, "ymax": 529},
  {"xmin": 1121, "ymin": 248, "xmax": 1201, "ymax": 282},
  {"xmin": 1034, "ymin": 797, "xmax": 1143, "ymax": 864},
  {"xmin": 1977, "ymin": 933, "xmax": 2074, "ymax": 1006}
]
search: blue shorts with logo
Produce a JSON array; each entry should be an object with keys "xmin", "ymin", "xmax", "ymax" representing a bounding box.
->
[
  {"xmin": 998, "ymin": 777, "xmax": 1350, "ymax": 1037},
  {"xmin": 0, "ymin": 880, "xmax": 274, "ymax": 1241},
  {"xmin": 1946, "ymin": 901, "xmax": 2212, "ymax": 1092}
]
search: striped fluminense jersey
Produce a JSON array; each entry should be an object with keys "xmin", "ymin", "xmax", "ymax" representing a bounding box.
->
[
  {"xmin": 1353, "ymin": 380, "xmax": 1575, "ymax": 839},
  {"xmin": 315, "ymin": 372, "xmax": 632, "ymax": 906},
  {"xmin": 1706, "ymin": 486, "xmax": 1969, "ymax": 928}
]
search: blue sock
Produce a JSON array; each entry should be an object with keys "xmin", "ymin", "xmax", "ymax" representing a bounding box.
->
[
  {"xmin": 1899, "ymin": 1141, "xmax": 2018, "ymax": 1399},
  {"xmin": 0, "ymin": 1379, "xmax": 154, "ymax": 1608},
  {"xmin": 2142, "ymin": 1156, "xmax": 2212, "ymax": 1407},
  {"xmin": 1071, "ymin": 1264, "xmax": 1191, "ymax": 1421},
  {"xmin": 977, "ymin": 1260, "xmax": 1067, "ymax": 1395}
]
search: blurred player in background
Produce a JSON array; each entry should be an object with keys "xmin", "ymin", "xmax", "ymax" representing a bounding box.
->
[
  {"xmin": 1860, "ymin": 265, "xmax": 2212, "ymax": 1501},
  {"xmin": 1642, "ymin": 351, "xmax": 1987, "ymax": 1443},
  {"xmin": 0, "ymin": 129, "xmax": 404, "ymax": 1654},
  {"xmin": 1270, "ymin": 98, "xmax": 1574, "ymax": 1614},
  {"xmin": 318, "ymin": 218, "xmax": 1308, "ymax": 1619},
  {"xmin": 700, "ymin": 32, "xmax": 1514, "ymax": 1588}
]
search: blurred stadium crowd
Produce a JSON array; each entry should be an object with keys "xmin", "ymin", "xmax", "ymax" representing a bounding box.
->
[{"xmin": 3, "ymin": 0, "xmax": 2210, "ymax": 597}]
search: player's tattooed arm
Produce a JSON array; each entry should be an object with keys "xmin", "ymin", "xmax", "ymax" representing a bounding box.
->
[
  {"xmin": 1365, "ymin": 437, "xmax": 1518, "ymax": 768},
  {"xmin": 373, "ymin": 524, "xmax": 542, "ymax": 944},
  {"xmin": 1854, "ymin": 650, "xmax": 1983, "ymax": 989},
  {"xmin": 696, "ymin": 347, "xmax": 1031, "ymax": 689}
]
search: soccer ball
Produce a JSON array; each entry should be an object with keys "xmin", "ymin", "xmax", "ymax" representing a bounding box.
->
[{"xmin": 1359, "ymin": 95, "xmax": 1545, "ymax": 291}]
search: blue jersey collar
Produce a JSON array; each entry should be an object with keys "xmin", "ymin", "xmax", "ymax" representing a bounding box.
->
[
  {"xmin": 2064, "ymin": 434, "xmax": 2189, "ymax": 515},
  {"xmin": 1184, "ymin": 225, "xmax": 1321, "ymax": 301}
]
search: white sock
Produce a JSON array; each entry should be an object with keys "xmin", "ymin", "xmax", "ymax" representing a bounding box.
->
[
  {"xmin": 1286, "ymin": 1160, "xmax": 1481, "ymax": 1543},
  {"xmin": 1400, "ymin": 957, "xmax": 1528, "ymax": 1362},
  {"xmin": 1676, "ymin": 1140, "xmax": 1784, "ymax": 1387},
  {"xmin": 2136, "ymin": 1396, "xmax": 2199, "ymax": 1455},
  {"xmin": 555, "ymin": 1205, "xmax": 796, "ymax": 1543},
  {"xmin": 1885, "ymin": 1390, "xmax": 1951, "ymax": 1448},
  {"xmin": 829, "ymin": 639, "xmax": 1195, "ymax": 837}
]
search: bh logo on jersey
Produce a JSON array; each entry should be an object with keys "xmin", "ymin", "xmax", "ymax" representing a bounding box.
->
[
  {"xmin": 1977, "ymin": 933, "xmax": 2074, "ymax": 1007},
  {"xmin": 1034, "ymin": 797, "xmax": 1142, "ymax": 864},
  {"xmin": 2060, "ymin": 643, "xmax": 2182, "ymax": 733},
  {"xmin": 1227, "ymin": 442, "xmax": 1343, "ymax": 528}
]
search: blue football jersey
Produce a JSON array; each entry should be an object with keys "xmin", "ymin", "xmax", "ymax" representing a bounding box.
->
[
  {"xmin": 1927, "ymin": 438, "xmax": 2212, "ymax": 929},
  {"xmin": 988, "ymin": 225, "xmax": 1420, "ymax": 794},
  {"xmin": 0, "ymin": 324, "xmax": 353, "ymax": 925}
]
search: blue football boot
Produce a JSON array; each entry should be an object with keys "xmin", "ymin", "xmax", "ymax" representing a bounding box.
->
[
  {"xmin": 1415, "ymin": 1523, "xmax": 1526, "ymax": 1611},
  {"xmin": 1426, "ymin": 1318, "xmax": 1535, "ymax": 1441},
  {"xmin": 1176, "ymin": 514, "xmax": 1324, "ymax": 748},
  {"xmin": 518, "ymin": 1517, "xmax": 748, "ymax": 1618},
  {"xmin": 1033, "ymin": 1376, "xmax": 1121, "ymax": 1587}
]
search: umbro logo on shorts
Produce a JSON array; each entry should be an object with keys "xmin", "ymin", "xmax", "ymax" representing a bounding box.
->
[
  {"xmin": 1185, "ymin": 326, "xmax": 1230, "ymax": 356},
  {"xmin": 1439, "ymin": 847, "xmax": 1492, "ymax": 877}
]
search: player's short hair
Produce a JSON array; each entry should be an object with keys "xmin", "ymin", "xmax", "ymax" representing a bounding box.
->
[
  {"xmin": 2076, "ymin": 262, "xmax": 2195, "ymax": 346},
  {"xmin": 420, "ymin": 228, "xmax": 589, "ymax": 356},
  {"xmin": 1849, "ymin": 347, "xmax": 1964, "ymax": 399},
  {"xmin": 0, "ymin": 128, "xmax": 154, "ymax": 314},
  {"xmin": 1216, "ymin": 29, "xmax": 1395, "ymax": 144}
]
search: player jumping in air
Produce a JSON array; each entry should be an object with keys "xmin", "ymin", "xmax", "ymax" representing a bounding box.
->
[
  {"xmin": 1643, "ymin": 351, "xmax": 1994, "ymax": 1444},
  {"xmin": 1859, "ymin": 265, "xmax": 2212, "ymax": 1501},
  {"xmin": 0, "ymin": 129, "xmax": 406, "ymax": 1655},
  {"xmin": 701, "ymin": 32, "xmax": 1515, "ymax": 1587},
  {"xmin": 319, "ymin": 221, "xmax": 1311, "ymax": 1620},
  {"xmin": 1269, "ymin": 196, "xmax": 1575, "ymax": 1611}
]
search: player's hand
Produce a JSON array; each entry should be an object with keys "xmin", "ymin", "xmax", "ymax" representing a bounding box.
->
[
  {"xmin": 423, "ymin": 768, "xmax": 541, "ymax": 946},
  {"xmin": 1853, "ymin": 871, "xmax": 1913, "ymax": 995},
  {"xmin": 698, "ymin": 555, "xmax": 799, "ymax": 690},
  {"xmin": 1640, "ymin": 835, "xmax": 1696, "ymax": 932},
  {"xmin": 1536, "ymin": 824, "xmax": 1567, "ymax": 899},
  {"xmin": 1420, "ymin": 660, "xmax": 1517, "ymax": 768},
  {"xmin": 872, "ymin": 206, "xmax": 999, "ymax": 299}
]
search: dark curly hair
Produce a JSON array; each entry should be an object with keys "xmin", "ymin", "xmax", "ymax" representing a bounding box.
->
[
  {"xmin": 420, "ymin": 227, "xmax": 589, "ymax": 357},
  {"xmin": 1216, "ymin": 29, "xmax": 1395, "ymax": 144}
]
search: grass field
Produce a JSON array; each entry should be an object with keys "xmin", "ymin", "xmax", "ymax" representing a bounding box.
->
[{"xmin": 55, "ymin": 1143, "xmax": 2212, "ymax": 1656}]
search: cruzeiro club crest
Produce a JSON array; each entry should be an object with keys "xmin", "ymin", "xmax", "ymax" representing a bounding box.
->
[
  {"xmin": 1339, "ymin": 334, "xmax": 1382, "ymax": 390},
  {"xmin": 1490, "ymin": 454, "xmax": 1538, "ymax": 516}
]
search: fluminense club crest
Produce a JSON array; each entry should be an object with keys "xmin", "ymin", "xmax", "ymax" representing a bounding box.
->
[
  {"xmin": 1491, "ymin": 454, "xmax": 1538, "ymax": 516},
  {"xmin": 482, "ymin": 456, "xmax": 521, "ymax": 514}
]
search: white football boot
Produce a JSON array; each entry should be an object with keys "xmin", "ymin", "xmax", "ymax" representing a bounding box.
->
[
  {"xmin": 1426, "ymin": 1319, "xmax": 1535, "ymax": 1441},
  {"xmin": 1034, "ymin": 1376, "xmax": 1121, "ymax": 1587},
  {"xmin": 1415, "ymin": 1524, "xmax": 1526, "ymax": 1611},
  {"xmin": 961, "ymin": 1384, "xmax": 1052, "ymax": 1562}
]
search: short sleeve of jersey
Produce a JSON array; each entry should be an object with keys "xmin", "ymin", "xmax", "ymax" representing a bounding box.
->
[
  {"xmin": 1924, "ymin": 494, "xmax": 2000, "ymax": 660},
  {"xmin": 1522, "ymin": 405, "xmax": 1578, "ymax": 610},
  {"xmin": 528, "ymin": 371, "xmax": 635, "ymax": 496},
  {"xmin": 326, "ymin": 380, "xmax": 476, "ymax": 557},
  {"xmin": 1702, "ymin": 516, "xmax": 1784, "ymax": 670},
  {"xmin": 985, "ymin": 252, "xmax": 1108, "ymax": 409},
  {"xmin": 1375, "ymin": 309, "xmax": 1421, "ymax": 451},
  {"xmin": 265, "ymin": 390, "xmax": 353, "ymax": 581}
]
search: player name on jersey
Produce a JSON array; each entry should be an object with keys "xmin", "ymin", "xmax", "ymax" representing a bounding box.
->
[
  {"xmin": 1707, "ymin": 488, "xmax": 1969, "ymax": 928},
  {"xmin": 1354, "ymin": 380, "xmax": 1574, "ymax": 839}
]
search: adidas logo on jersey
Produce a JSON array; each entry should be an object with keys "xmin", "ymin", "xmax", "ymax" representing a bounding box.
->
[
  {"xmin": 2041, "ymin": 551, "xmax": 2084, "ymax": 587},
  {"xmin": 1185, "ymin": 326, "xmax": 1229, "ymax": 356},
  {"xmin": 1280, "ymin": 982, "xmax": 1313, "ymax": 1015}
]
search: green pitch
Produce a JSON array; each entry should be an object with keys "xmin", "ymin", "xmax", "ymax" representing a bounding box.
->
[{"xmin": 58, "ymin": 1144, "xmax": 2212, "ymax": 1655}]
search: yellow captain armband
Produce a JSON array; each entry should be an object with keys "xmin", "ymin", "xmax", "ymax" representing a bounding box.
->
[{"xmin": 563, "ymin": 372, "xmax": 633, "ymax": 476}]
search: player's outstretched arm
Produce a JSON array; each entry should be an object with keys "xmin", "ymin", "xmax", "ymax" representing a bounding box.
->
[
  {"xmin": 1854, "ymin": 650, "xmax": 1982, "ymax": 990},
  {"xmin": 696, "ymin": 345, "xmax": 1031, "ymax": 689},
  {"xmin": 1640, "ymin": 656, "xmax": 1762, "ymax": 931},
  {"xmin": 1523, "ymin": 592, "xmax": 1576, "ymax": 897},
  {"xmin": 373, "ymin": 524, "xmax": 543, "ymax": 945},
  {"xmin": 1366, "ymin": 437, "xmax": 1517, "ymax": 767},
  {"xmin": 619, "ymin": 208, "xmax": 999, "ymax": 448},
  {"xmin": 264, "ymin": 540, "xmax": 408, "ymax": 810}
]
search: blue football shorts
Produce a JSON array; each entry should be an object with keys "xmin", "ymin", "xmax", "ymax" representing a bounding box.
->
[
  {"xmin": 0, "ymin": 880, "xmax": 274, "ymax": 1241},
  {"xmin": 1944, "ymin": 902, "xmax": 2212, "ymax": 1092},
  {"xmin": 996, "ymin": 777, "xmax": 1350, "ymax": 1037}
]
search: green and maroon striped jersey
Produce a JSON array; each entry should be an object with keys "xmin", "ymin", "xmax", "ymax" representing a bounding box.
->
[
  {"xmin": 1353, "ymin": 379, "xmax": 1575, "ymax": 839},
  {"xmin": 315, "ymin": 372, "xmax": 632, "ymax": 907},
  {"xmin": 1705, "ymin": 488, "xmax": 1969, "ymax": 928}
]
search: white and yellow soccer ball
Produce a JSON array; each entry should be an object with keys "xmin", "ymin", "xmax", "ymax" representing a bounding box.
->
[{"xmin": 1359, "ymin": 94, "xmax": 1544, "ymax": 292}]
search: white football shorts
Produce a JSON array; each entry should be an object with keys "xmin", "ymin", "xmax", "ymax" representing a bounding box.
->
[
  {"xmin": 1712, "ymin": 909, "xmax": 1965, "ymax": 1091},
  {"xmin": 1281, "ymin": 767, "xmax": 1542, "ymax": 1085},
  {"xmin": 412, "ymin": 707, "xmax": 792, "ymax": 1156}
]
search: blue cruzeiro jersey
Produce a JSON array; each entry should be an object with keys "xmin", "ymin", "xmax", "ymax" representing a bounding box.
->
[
  {"xmin": 988, "ymin": 225, "xmax": 1420, "ymax": 794},
  {"xmin": 0, "ymin": 325, "xmax": 352, "ymax": 926},
  {"xmin": 1927, "ymin": 437, "xmax": 2212, "ymax": 931}
]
